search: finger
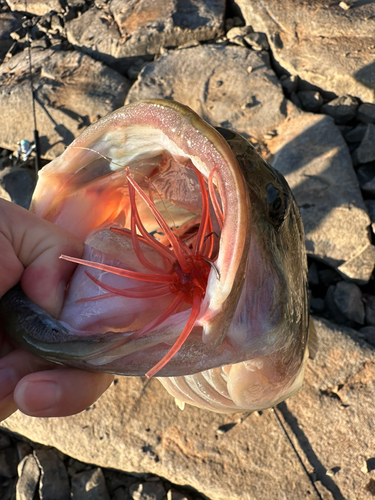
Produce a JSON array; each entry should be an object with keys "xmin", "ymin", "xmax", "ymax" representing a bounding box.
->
[
  {"xmin": 14, "ymin": 368, "xmax": 114, "ymax": 417},
  {"xmin": 0, "ymin": 199, "xmax": 83, "ymax": 317}
]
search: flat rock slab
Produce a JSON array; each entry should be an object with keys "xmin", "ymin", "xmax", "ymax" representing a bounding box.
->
[
  {"xmin": 126, "ymin": 44, "xmax": 287, "ymax": 139},
  {"xmin": 2, "ymin": 318, "xmax": 375, "ymax": 500},
  {"xmin": 66, "ymin": 0, "xmax": 225, "ymax": 72},
  {"xmin": 0, "ymin": 48, "xmax": 130, "ymax": 159},
  {"xmin": 7, "ymin": 0, "xmax": 65, "ymax": 15},
  {"xmin": 269, "ymin": 109, "xmax": 375, "ymax": 283},
  {"xmin": 236, "ymin": 0, "xmax": 375, "ymax": 103}
]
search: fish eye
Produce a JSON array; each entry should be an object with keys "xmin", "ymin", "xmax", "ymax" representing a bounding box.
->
[{"xmin": 266, "ymin": 182, "xmax": 288, "ymax": 230}]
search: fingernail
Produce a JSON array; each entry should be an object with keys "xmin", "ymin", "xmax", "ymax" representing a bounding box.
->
[
  {"xmin": 0, "ymin": 368, "xmax": 17, "ymax": 400},
  {"xmin": 15, "ymin": 380, "xmax": 62, "ymax": 413}
]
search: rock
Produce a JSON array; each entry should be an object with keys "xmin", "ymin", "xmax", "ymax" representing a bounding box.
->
[
  {"xmin": 0, "ymin": 11, "xmax": 22, "ymax": 63},
  {"xmin": 71, "ymin": 468, "xmax": 110, "ymax": 500},
  {"xmin": 16, "ymin": 441, "xmax": 33, "ymax": 462},
  {"xmin": 268, "ymin": 110, "xmax": 374, "ymax": 283},
  {"xmin": 297, "ymin": 90, "xmax": 323, "ymax": 111},
  {"xmin": 333, "ymin": 281, "xmax": 365, "ymax": 325},
  {"xmin": 357, "ymin": 103, "xmax": 375, "ymax": 124},
  {"xmin": 129, "ymin": 480, "xmax": 166, "ymax": 500},
  {"xmin": 34, "ymin": 449, "xmax": 70, "ymax": 500},
  {"xmin": 7, "ymin": 0, "xmax": 64, "ymax": 15},
  {"xmin": 16, "ymin": 455, "xmax": 40, "ymax": 500},
  {"xmin": 0, "ymin": 48, "xmax": 130, "ymax": 159},
  {"xmin": 307, "ymin": 262, "xmax": 319, "ymax": 286},
  {"xmin": 359, "ymin": 326, "xmax": 375, "ymax": 347},
  {"xmin": 0, "ymin": 167, "xmax": 36, "ymax": 209},
  {"xmin": 344, "ymin": 123, "xmax": 367, "ymax": 143},
  {"xmin": 364, "ymin": 296, "xmax": 375, "ymax": 326},
  {"xmin": 352, "ymin": 124, "xmax": 375, "ymax": 165},
  {"xmin": 325, "ymin": 284, "xmax": 351, "ymax": 326},
  {"xmin": 66, "ymin": 0, "xmax": 225, "ymax": 72},
  {"xmin": 357, "ymin": 164, "xmax": 375, "ymax": 196},
  {"xmin": 310, "ymin": 296, "xmax": 325, "ymax": 313},
  {"xmin": 127, "ymin": 44, "xmax": 287, "ymax": 139},
  {"xmin": 243, "ymin": 31, "xmax": 269, "ymax": 51},
  {"xmin": 365, "ymin": 199, "xmax": 375, "ymax": 224},
  {"xmin": 236, "ymin": 0, "xmax": 375, "ymax": 103},
  {"xmin": 321, "ymin": 95, "xmax": 359, "ymax": 124},
  {"xmin": 2, "ymin": 317, "xmax": 375, "ymax": 499},
  {"xmin": 226, "ymin": 26, "xmax": 253, "ymax": 41},
  {"xmin": 0, "ymin": 432, "xmax": 11, "ymax": 449},
  {"xmin": 167, "ymin": 489, "xmax": 191, "ymax": 500},
  {"xmin": 280, "ymin": 74, "xmax": 299, "ymax": 94}
]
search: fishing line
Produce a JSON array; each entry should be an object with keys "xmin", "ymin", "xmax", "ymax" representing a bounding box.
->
[
  {"xmin": 25, "ymin": 0, "xmax": 41, "ymax": 177},
  {"xmin": 271, "ymin": 407, "xmax": 323, "ymax": 500}
]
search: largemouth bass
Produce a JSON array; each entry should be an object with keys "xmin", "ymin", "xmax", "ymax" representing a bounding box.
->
[{"xmin": 0, "ymin": 100, "xmax": 315, "ymax": 413}]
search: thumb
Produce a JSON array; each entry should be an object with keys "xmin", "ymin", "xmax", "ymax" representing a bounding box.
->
[{"xmin": 0, "ymin": 199, "xmax": 83, "ymax": 318}]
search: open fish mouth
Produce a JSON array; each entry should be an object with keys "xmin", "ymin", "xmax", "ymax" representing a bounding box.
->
[{"xmin": 0, "ymin": 100, "xmax": 313, "ymax": 412}]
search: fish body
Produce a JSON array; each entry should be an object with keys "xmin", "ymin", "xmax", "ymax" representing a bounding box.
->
[{"xmin": 0, "ymin": 100, "xmax": 314, "ymax": 413}]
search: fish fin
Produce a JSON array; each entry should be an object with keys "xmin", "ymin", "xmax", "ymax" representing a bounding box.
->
[{"xmin": 307, "ymin": 317, "xmax": 318, "ymax": 360}]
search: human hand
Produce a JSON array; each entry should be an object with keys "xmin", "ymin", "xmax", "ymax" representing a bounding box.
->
[{"xmin": 0, "ymin": 198, "xmax": 114, "ymax": 421}]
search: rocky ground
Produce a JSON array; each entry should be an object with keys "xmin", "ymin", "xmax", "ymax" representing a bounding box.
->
[{"xmin": 0, "ymin": 0, "xmax": 374, "ymax": 499}]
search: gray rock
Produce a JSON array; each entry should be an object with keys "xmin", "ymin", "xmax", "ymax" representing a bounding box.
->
[
  {"xmin": 321, "ymin": 95, "xmax": 359, "ymax": 124},
  {"xmin": 226, "ymin": 26, "xmax": 253, "ymax": 41},
  {"xmin": 0, "ymin": 167, "xmax": 36, "ymax": 209},
  {"xmin": 359, "ymin": 326, "xmax": 375, "ymax": 346},
  {"xmin": 71, "ymin": 468, "xmax": 110, "ymax": 500},
  {"xmin": 2, "ymin": 317, "xmax": 375, "ymax": 499},
  {"xmin": 34, "ymin": 449, "xmax": 70, "ymax": 500},
  {"xmin": 7, "ymin": 0, "xmax": 64, "ymax": 15},
  {"xmin": 352, "ymin": 124, "xmax": 375, "ymax": 165},
  {"xmin": 333, "ymin": 281, "xmax": 365, "ymax": 325},
  {"xmin": 0, "ymin": 446, "xmax": 18, "ymax": 478},
  {"xmin": 269, "ymin": 110, "xmax": 374, "ymax": 283},
  {"xmin": 16, "ymin": 455, "xmax": 40, "ymax": 500},
  {"xmin": 297, "ymin": 90, "xmax": 323, "ymax": 111},
  {"xmin": 307, "ymin": 262, "xmax": 319, "ymax": 286},
  {"xmin": 310, "ymin": 296, "xmax": 325, "ymax": 313},
  {"xmin": 365, "ymin": 199, "xmax": 375, "ymax": 223},
  {"xmin": 236, "ymin": 0, "xmax": 375, "ymax": 103},
  {"xmin": 357, "ymin": 102, "xmax": 375, "ymax": 124},
  {"xmin": 127, "ymin": 44, "xmax": 287, "ymax": 140},
  {"xmin": 243, "ymin": 31, "xmax": 269, "ymax": 51},
  {"xmin": 130, "ymin": 480, "xmax": 166, "ymax": 500},
  {"xmin": 0, "ymin": 48, "xmax": 130, "ymax": 159},
  {"xmin": 364, "ymin": 296, "xmax": 375, "ymax": 326},
  {"xmin": 0, "ymin": 11, "xmax": 22, "ymax": 63},
  {"xmin": 66, "ymin": 0, "xmax": 225, "ymax": 72},
  {"xmin": 280, "ymin": 74, "xmax": 299, "ymax": 94},
  {"xmin": 357, "ymin": 165, "xmax": 375, "ymax": 196},
  {"xmin": 344, "ymin": 123, "xmax": 367, "ymax": 143},
  {"xmin": 325, "ymin": 284, "xmax": 351, "ymax": 326}
]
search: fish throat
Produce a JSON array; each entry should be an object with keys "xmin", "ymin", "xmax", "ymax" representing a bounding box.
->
[{"xmin": 61, "ymin": 161, "xmax": 224, "ymax": 378}]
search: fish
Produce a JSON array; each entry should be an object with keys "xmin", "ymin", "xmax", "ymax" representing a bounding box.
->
[{"xmin": 0, "ymin": 99, "xmax": 316, "ymax": 414}]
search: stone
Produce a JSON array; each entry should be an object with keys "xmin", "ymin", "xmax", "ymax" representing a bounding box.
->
[
  {"xmin": 352, "ymin": 124, "xmax": 375, "ymax": 165},
  {"xmin": 365, "ymin": 200, "xmax": 375, "ymax": 223},
  {"xmin": 268, "ymin": 110, "xmax": 374, "ymax": 283},
  {"xmin": 0, "ymin": 168, "xmax": 36, "ymax": 209},
  {"xmin": 127, "ymin": 44, "xmax": 287, "ymax": 140},
  {"xmin": 333, "ymin": 281, "xmax": 365, "ymax": 325},
  {"xmin": 364, "ymin": 296, "xmax": 375, "ymax": 326},
  {"xmin": 359, "ymin": 326, "xmax": 375, "ymax": 347},
  {"xmin": 71, "ymin": 468, "xmax": 110, "ymax": 500},
  {"xmin": 0, "ymin": 446, "xmax": 18, "ymax": 478},
  {"xmin": 7, "ymin": 0, "xmax": 64, "ymax": 15},
  {"xmin": 0, "ymin": 431, "xmax": 11, "ymax": 449},
  {"xmin": 34, "ymin": 449, "xmax": 70, "ymax": 500},
  {"xmin": 0, "ymin": 48, "xmax": 130, "ymax": 159},
  {"xmin": 357, "ymin": 103, "xmax": 375, "ymax": 124},
  {"xmin": 356, "ymin": 165, "xmax": 375, "ymax": 196},
  {"xmin": 2, "ymin": 317, "xmax": 375, "ymax": 499},
  {"xmin": 321, "ymin": 95, "xmax": 359, "ymax": 124},
  {"xmin": 16, "ymin": 455, "xmax": 40, "ymax": 500},
  {"xmin": 236, "ymin": 0, "xmax": 375, "ymax": 103},
  {"xmin": 243, "ymin": 31, "xmax": 269, "ymax": 51},
  {"xmin": 129, "ymin": 480, "xmax": 166, "ymax": 500},
  {"xmin": 0, "ymin": 12, "xmax": 22, "ymax": 63},
  {"xmin": 66, "ymin": 0, "xmax": 225, "ymax": 72},
  {"xmin": 167, "ymin": 490, "xmax": 191, "ymax": 500},
  {"xmin": 16, "ymin": 441, "xmax": 33, "ymax": 462},
  {"xmin": 297, "ymin": 90, "xmax": 323, "ymax": 112},
  {"xmin": 344, "ymin": 124, "xmax": 367, "ymax": 143},
  {"xmin": 280, "ymin": 74, "xmax": 299, "ymax": 94},
  {"xmin": 307, "ymin": 262, "xmax": 319, "ymax": 286},
  {"xmin": 325, "ymin": 284, "xmax": 351, "ymax": 326},
  {"xmin": 310, "ymin": 296, "xmax": 325, "ymax": 313}
]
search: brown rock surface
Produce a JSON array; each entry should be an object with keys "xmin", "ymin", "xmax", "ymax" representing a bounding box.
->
[
  {"xmin": 7, "ymin": 0, "xmax": 65, "ymax": 15},
  {"xmin": 269, "ymin": 108, "xmax": 375, "ymax": 283},
  {"xmin": 0, "ymin": 48, "xmax": 130, "ymax": 159},
  {"xmin": 66, "ymin": 0, "xmax": 225, "ymax": 72},
  {"xmin": 236, "ymin": 0, "xmax": 375, "ymax": 103},
  {"xmin": 2, "ymin": 318, "xmax": 375, "ymax": 500},
  {"xmin": 126, "ymin": 44, "xmax": 287, "ymax": 139}
]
